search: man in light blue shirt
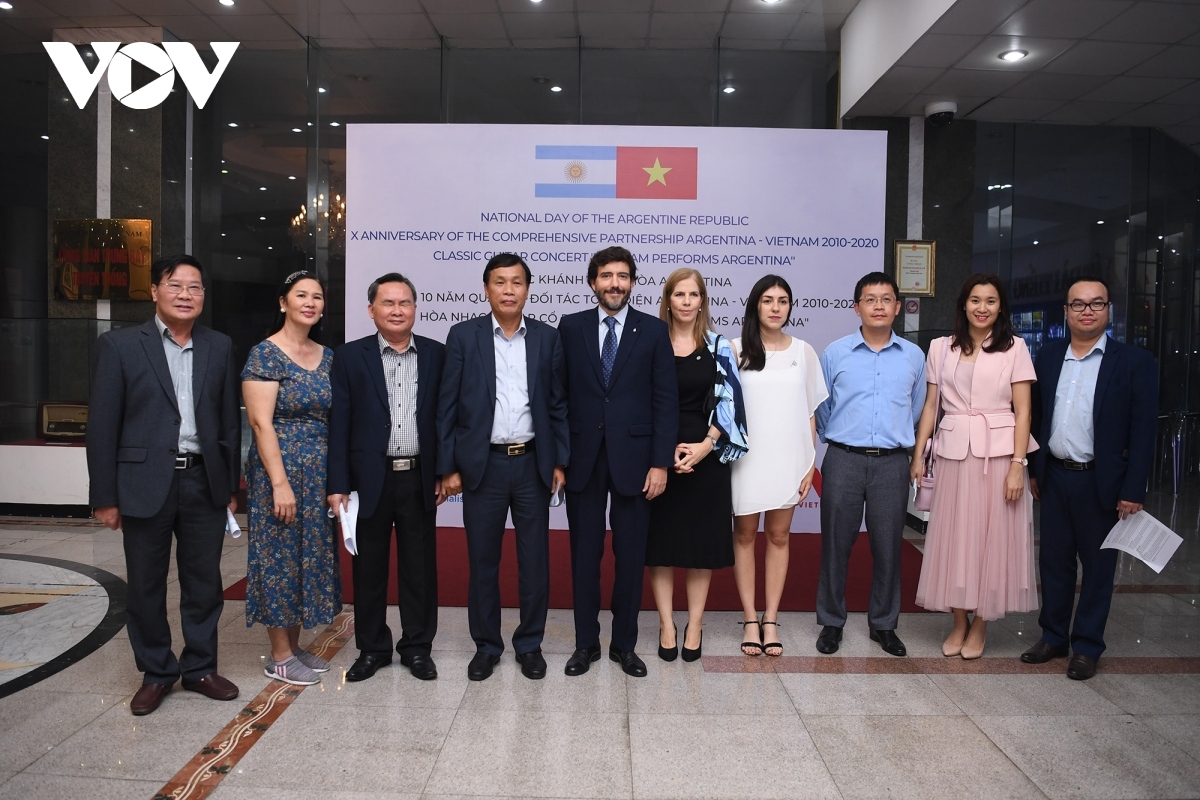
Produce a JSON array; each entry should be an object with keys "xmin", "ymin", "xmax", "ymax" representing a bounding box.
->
[
  {"xmin": 814, "ymin": 272, "xmax": 926, "ymax": 657},
  {"xmin": 438, "ymin": 253, "xmax": 569, "ymax": 682}
]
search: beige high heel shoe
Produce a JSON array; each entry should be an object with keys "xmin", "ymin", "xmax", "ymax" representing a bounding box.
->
[{"xmin": 960, "ymin": 619, "xmax": 987, "ymax": 660}]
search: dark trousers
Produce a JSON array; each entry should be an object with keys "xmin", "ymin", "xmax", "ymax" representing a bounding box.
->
[
  {"xmin": 352, "ymin": 464, "xmax": 438, "ymax": 657},
  {"xmin": 566, "ymin": 442, "xmax": 651, "ymax": 653},
  {"xmin": 121, "ymin": 464, "xmax": 226, "ymax": 685},
  {"xmin": 462, "ymin": 450, "xmax": 551, "ymax": 656},
  {"xmin": 816, "ymin": 446, "xmax": 910, "ymax": 631},
  {"xmin": 1037, "ymin": 459, "xmax": 1120, "ymax": 660}
]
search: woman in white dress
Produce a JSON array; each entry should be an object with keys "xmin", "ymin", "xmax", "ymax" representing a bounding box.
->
[{"xmin": 731, "ymin": 275, "xmax": 828, "ymax": 656}]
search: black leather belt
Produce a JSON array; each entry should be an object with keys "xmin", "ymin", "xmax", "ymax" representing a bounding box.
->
[
  {"xmin": 388, "ymin": 456, "xmax": 418, "ymax": 471},
  {"xmin": 490, "ymin": 440, "xmax": 535, "ymax": 456},
  {"xmin": 1050, "ymin": 455, "xmax": 1094, "ymax": 471},
  {"xmin": 174, "ymin": 454, "xmax": 203, "ymax": 470},
  {"xmin": 827, "ymin": 440, "xmax": 906, "ymax": 457}
]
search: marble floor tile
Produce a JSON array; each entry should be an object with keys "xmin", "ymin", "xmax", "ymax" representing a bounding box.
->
[
  {"xmin": 0, "ymin": 690, "xmax": 124, "ymax": 772},
  {"xmin": 424, "ymin": 709, "xmax": 632, "ymax": 798},
  {"xmin": 23, "ymin": 690, "xmax": 249, "ymax": 782},
  {"xmin": 460, "ymin": 654, "xmax": 628, "ymax": 713},
  {"xmin": 1087, "ymin": 674, "xmax": 1200, "ymax": 715},
  {"xmin": 780, "ymin": 673, "xmax": 963, "ymax": 716},
  {"xmin": 19, "ymin": 539, "xmax": 126, "ymax": 563},
  {"xmin": 26, "ymin": 637, "xmax": 142, "ymax": 695},
  {"xmin": 0, "ymin": 540, "xmax": 63, "ymax": 555},
  {"xmin": 628, "ymin": 712, "xmax": 838, "ymax": 800},
  {"xmin": 1109, "ymin": 592, "xmax": 1200, "ymax": 618},
  {"xmin": 929, "ymin": 674, "xmax": 1125, "ymax": 716},
  {"xmin": 212, "ymin": 790, "xmax": 421, "ymax": 800},
  {"xmin": 298, "ymin": 650, "xmax": 470, "ymax": 710},
  {"xmin": 973, "ymin": 714, "xmax": 1200, "ymax": 800},
  {"xmin": 0, "ymin": 773, "xmax": 162, "ymax": 800},
  {"xmin": 627, "ymin": 663, "xmax": 796, "ymax": 716},
  {"xmin": 218, "ymin": 705, "xmax": 457, "ymax": 794},
  {"xmin": 1137, "ymin": 714, "xmax": 1200, "ymax": 762},
  {"xmin": 1095, "ymin": 618, "xmax": 1183, "ymax": 658},
  {"xmin": 804, "ymin": 715, "xmax": 1045, "ymax": 800}
]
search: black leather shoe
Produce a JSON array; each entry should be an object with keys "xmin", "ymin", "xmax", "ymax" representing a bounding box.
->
[
  {"xmin": 870, "ymin": 629, "xmax": 907, "ymax": 657},
  {"xmin": 399, "ymin": 652, "xmax": 438, "ymax": 681},
  {"xmin": 565, "ymin": 645, "xmax": 602, "ymax": 676},
  {"xmin": 346, "ymin": 652, "xmax": 392, "ymax": 682},
  {"xmin": 468, "ymin": 651, "xmax": 500, "ymax": 681},
  {"xmin": 816, "ymin": 625, "xmax": 843, "ymax": 654},
  {"xmin": 516, "ymin": 649, "xmax": 547, "ymax": 680},
  {"xmin": 609, "ymin": 648, "xmax": 648, "ymax": 677},
  {"xmin": 1020, "ymin": 640, "xmax": 1070, "ymax": 664},
  {"xmin": 1066, "ymin": 653, "xmax": 1098, "ymax": 681}
]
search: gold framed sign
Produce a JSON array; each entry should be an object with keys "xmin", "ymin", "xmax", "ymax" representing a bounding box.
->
[
  {"xmin": 894, "ymin": 239, "xmax": 936, "ymax": 297},
  {"xmin": 53, "ymin": 218, "xmax": 153, "ymax": 301}
]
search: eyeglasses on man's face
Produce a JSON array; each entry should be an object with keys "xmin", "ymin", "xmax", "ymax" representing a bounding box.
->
[
  {"xmin": 160, "ymin": 282, "xmax": 205, "ymax": 296},
  {"xmin": 857, "ymin": 296, "xmax": 896, "ymax": 307},
  {"xmin": 1067, "ymin": 299, "xmax": 1108, "ymax": 313}
]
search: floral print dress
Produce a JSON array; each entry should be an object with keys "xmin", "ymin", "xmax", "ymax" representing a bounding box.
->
[{"xmin": 242, "ymin": 340, "xmax": 342, "ymax": 628}]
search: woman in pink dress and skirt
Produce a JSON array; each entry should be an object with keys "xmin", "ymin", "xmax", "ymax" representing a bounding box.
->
[{"xmin": 911, "ymin": 273, "xmax": 1038, "ymax": 659}]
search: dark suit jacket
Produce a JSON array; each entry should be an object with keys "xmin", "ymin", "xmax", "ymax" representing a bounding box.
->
[
  {"xmin": 1030, "ymin": 336, "xmax": 1158, "ymax": 509},
  {"xmin": 327, "ymin": 332, "xmax": 446, "ymax": 518},
  {"xmin": 437, "ymin": 315, "xmax": 569, "ymax": 492},
  {"xmin": 558, "ymin": 307, "xmax": 678, "ymax": 497},
  {"xmin": 87, "ymin": 318, "xmax": 240, "ymax": 518}
]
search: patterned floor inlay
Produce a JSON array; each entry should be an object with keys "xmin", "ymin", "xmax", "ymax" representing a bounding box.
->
[
  {"xmin": 152, "ymin": 612, "xmax": 354, "ymax": 800},
  {"xmin": 703, "ymin": 655, "xmax": 1200, "ymax": 674}
]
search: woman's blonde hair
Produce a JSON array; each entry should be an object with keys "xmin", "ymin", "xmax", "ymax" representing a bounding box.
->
[{"xmin": 659, "ymin": 267, "xmax": 711, "ymax": 352}]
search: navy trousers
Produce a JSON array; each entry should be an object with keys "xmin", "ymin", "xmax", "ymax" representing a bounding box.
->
[
  {"xmin": 1037, "ymin": 459, "xmax": 1120, "ymax": 660},
  {"xmin": 566, "ymin": 442, "xmax": 651, "ymax": 653},
  {"xmin": 462, "ymin": 449, "xmax": 551, "ymax": 656}
]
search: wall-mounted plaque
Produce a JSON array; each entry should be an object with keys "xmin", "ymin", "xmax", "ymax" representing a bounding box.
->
[
  {"xmin": 53, "ymin": 218, "xmax": 153, "ymax": 301},
  {"xmin": 894, "ymin": 239, "xmax": 936, "ymax": 297}
]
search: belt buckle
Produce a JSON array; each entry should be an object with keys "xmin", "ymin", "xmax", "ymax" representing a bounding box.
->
[
  {"xmin": 864, "ymin": 448, "xmax": 881, "ymax": 456},
  {"xmin": 1065, "ymin": 459, "xmax": 1083, "ymax": 471},
  {"xmin": 392, "ymin": 457, "xmax": 413, "ymax": 471},
  {"xmin": 175, "ymin": 456, "xmax": 187, "ymax": 469},
  {"xmin": 507, "ymin": 443, "xmax": 525, "ymax": 456}
]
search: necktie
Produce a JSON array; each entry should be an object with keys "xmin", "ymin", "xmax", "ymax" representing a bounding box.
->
[{"xmin": 601, "ymin": 316, "xmax": 618, "ymax": 387}]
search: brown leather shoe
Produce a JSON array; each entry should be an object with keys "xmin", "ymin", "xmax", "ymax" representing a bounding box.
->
[
  {"xmin": 1066, "ymin": 654, "xmax": 1098, "ymax": 681},
  {"xmin": 182, "ymin": 672, "xmax": 240, "ymax": 701},
  {"xmin": 130, "ymin": 682, "xmax": 170, "ymax": 716}
]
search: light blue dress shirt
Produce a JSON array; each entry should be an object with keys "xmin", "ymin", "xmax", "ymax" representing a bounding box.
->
[
  {"xmin": 490, "ymin": 314, "xmax": 535, "ymax": 445},
  {"xmin": 597, "ymin": 304, "xmax": 629, "ymax": 352},
  {"xmin": 816, "ymin": 329, "xmax": 927, "ymax": 449},
  {"xmin": 154, "ymin": 315, "xmax": 201, "ymax": 455},
  {"xmin": 1048, "ymin": 336, "xmax": 1106, "ymax": 462}
]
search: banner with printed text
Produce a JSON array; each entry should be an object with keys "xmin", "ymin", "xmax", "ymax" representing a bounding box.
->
[{"xmin": 347, "ymin": 124, "xmax": 887, "ymax": 532}]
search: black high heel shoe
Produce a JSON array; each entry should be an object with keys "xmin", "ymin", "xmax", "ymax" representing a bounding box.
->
[
  {"xmin": 658, "ymin": 622, "xmax": 678, "ymax": 662},
  {"xmin": 681, "ymin": 623, "xmax": 703, "ymax": 662}
]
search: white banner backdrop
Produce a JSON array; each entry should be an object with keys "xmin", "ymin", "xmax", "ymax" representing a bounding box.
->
[{"xmin": 346, "ymin": 124, "xmax": 887, "ymax": 532}]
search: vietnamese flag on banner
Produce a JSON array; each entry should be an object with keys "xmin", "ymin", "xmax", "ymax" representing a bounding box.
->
[{"xmin": 615, "ymin": 147, "xmax": 698, "ymax": 199}]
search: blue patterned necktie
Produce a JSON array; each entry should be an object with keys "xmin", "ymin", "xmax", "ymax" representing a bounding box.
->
[{"xmin": 601, "ymin": 315, "xmax": 618, "ymax": 387}]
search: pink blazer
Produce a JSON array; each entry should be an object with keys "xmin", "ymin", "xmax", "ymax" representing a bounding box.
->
[{"xmin": 928, "ymin": 336, "xmax": 1039, "ymax": 461}]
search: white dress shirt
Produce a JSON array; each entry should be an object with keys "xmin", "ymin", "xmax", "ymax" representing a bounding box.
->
[
  {"xmin": 597, "ymin": 304, "xmax": 630, "ymax": 353},
  {"xmin": 1048, "ymin": 336, "xmax": 1106, "ymax": 463},
  {"xmin": 490, "ymin": 315, "xmax": 534, "ymax": 444}
]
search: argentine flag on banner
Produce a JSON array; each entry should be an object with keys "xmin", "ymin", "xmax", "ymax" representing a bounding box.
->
[{"xmin": 534, "ymin": 146, "xmax": 618, "ymax": 198}]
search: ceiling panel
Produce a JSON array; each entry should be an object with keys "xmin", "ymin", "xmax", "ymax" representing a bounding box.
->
[
  {"xmin": 1107, "ymin": 102, "xmax": 1200, "ymax": 126},
  {"xmin": 1079, "ymin": 75, "xmax": 1193, "ymax": 103},
  {"xmin": 1002, "ymin": 71, "xmax": 1111, "ymax": 98},
  {"xmin": 896, "ymin": 92, "xmax": 988, "ymax": 116},
  {"xmin": 356, "ymin": 13, "xmax": 437, "ymax": 39},
  {"xmin": 895, "ymin": 34, "xmax": 984, "ymax": 69},
  {"xmin": 342, "ymin": 0, "xmax": 424, "ymax": 12},
  {"xmin": 929, "ymin": 0, "xmax": 1026, "ymax": 36},
  {"xmin": 496, "ymin": 0, "xmax": 573, "ymax": 9},
  {"xmin": 648, "ymin": 13, "xmax": 723, "ymax": 41},
  {"xmin": 510, "ymin": 37, "xmax": 578, "ymax": 48},
  {"xmin": 924, "ymin": 67, "xmax": 1027, "ymax": 95},
  {"xmin": 116, "ymin": 0, "xmax": 201, "ymax": 14},
  {"xmin": 153, "ymin": 14, "xmax": 233, "ymax": 40},
  {"xmin": 653, "ymin": 0, "xmax": 727, "ymax": 11},
  {"xmin": 427, "ymin": 12, "xmax": 506, "ymax": 39},
  {"xmin": 576, "ymin": 0, "xmax": 651, "ymax": 11},
  {"xmin": 1090, "ymin": 1, "xmax": 1200, "ymax": 43},
  {"xmin": 1040, "ymin": 40, "xmax": 1164, "ymax": 75},
  {"xmin": 577, "ymin": 12, "xmax": 648, "ymax": 39},
  {"xmin": 720, "ymin": 12, "xmax": 800, "ymax": 40},
  {"xmin": 966, "ymin": 95, "xmax": 1066, "ymax": 120},
  {"xmin": 994, "ymin": 0, "xmax": 1132, "ymax": 39},
  {"xmin": 720, "ymin": 39, "xmax": 785, "ymax": 51},
  {"xmin": 420, "ymin": 0, "xmax": 498, "ymax": 13},
  {"xmin": 38, "ymin": 0, "xmax": 132, "ymax": 15},
  {"xmin": 847, "ymin": 88, "xmax": 914, "ymax": 117},
  {"xmin": 1159, "ymin": 80, "xmax": 1200, "ymax": 104},
  {"xmin": 216, "ymin": 13, "xmax": 300, "ymax": 40},
  {"xmin": 314, "ymin": 11, "xmax": 367, "ymax": 38},
  {"xmin": 502, "ymin": 12, "xmax": 576, "ymax": 39},
  {"xmin": 0, "ymin": 0, "xmax": 58, "ymax": 17},
  {"xmin": 1039, "ymin": 99, "xmax": 1142, "ymax": 122},
  {"xmin": 955, "ymin": 36, "xmax": 1075, "ymax": 71},
  {"xmin": 869, "ymin": 65, "xmax": 943, "ymax": 95},
  {"xmin": 1126, "ymin": 45, "xmax": 1200, "ymax": 78}
]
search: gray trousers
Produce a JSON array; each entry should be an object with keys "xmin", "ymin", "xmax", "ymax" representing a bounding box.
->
[{"xmin": 816, "ymin": 445, "xmax": 910, "ymax": 631}]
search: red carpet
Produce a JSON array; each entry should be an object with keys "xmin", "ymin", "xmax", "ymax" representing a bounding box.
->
[{"xmin": 225, "ymin": 528, "xmax": 925, "ymax": 613}]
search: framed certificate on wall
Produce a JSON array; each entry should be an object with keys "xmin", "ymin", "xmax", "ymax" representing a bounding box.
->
[{"xmin": 895, "ymin": 240, "xmax": 935, "ymax": 297}]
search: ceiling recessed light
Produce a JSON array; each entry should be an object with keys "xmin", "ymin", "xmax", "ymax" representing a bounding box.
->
[
  {"xmin": 330, "ymin": 121, "xmax": 340, "ymax": 127},
  {"xmin": 761, "ymin": 0, "xmax": 784, "ymax": 4},
  {"xmin": 1033, "ymin": 240, "xmax": 1039, "ymax": 245},
  {"xmin": 221, "ymin": 169, "xmax": 228, "ymax": 173},
  {"xmin": 221, "ymin": 233, "xmax": 226, "ymax": 236},
  {"xmin": 550, "ymin": 86, "xmax": 562, "ymax": 92},
  {"xmin": 0, "ymin": 2, "xmax": 14, "ymax": 10},
  {"xmin": 219, "ymin": 0, "xmax": 234, "ymax": 6},
  {"xmin": 1097, "ymin": 220, "xmax": 1104, "ymax": 224},
  {"xmin": 40, "ymin": 135, "xmax": 48, "ymax": 140},
  {"xmin": 723, "ymin": 86, "xmax": 735, "ymax": 94},
  {"xmin": 292, "ymin": 127, "xmax": 302, "ymax": 133},
  {"xmin": 228, "ymin": 122, "xmax": 238, "ymax": 127},
  {"xmin": 288, "ymin": 175, "xmax": 296, "ymax": 180},
  {"xmin": 260, "ymin": 186, "xmax": 267, "ymax": 191},
  {"xmin": 318, "ymin": 87, "xmax": 326, "ymax": 93},
  {"xmin": 268, "ymin": 246, "xmax": 273, "ymax": 250},
  {"xmin": 999, "ymin": 50, "xmax": 1028, "ymax": 62},
  {"xmin": 259, "ymin": 216, "xmax": 266, "ymax": 220}
]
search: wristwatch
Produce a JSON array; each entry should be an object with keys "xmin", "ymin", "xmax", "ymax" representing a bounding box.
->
[
  {"xmin": 706, "ymin": 434, "xmax": 720, "ymax": 449},
  {"xmin": 1012, "ymin": 457, "xmax": 1028, "ymax": 466}
]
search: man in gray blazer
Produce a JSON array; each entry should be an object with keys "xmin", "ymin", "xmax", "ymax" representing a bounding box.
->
[{"xmin": 88, "ymin": 254, "xmax": 241, "ymax": 716}]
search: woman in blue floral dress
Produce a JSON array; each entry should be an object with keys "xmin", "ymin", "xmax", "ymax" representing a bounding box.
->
[{"xmin": 242, "ymin": 271, "xmax": 342, "ymax": 685}]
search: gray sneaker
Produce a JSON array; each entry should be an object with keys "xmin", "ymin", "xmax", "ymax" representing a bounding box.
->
[
  {"xmin": 265, "ymin": 656, "xmax": 320, "ymax": 686},
  {"xmin": 293, "ymin": 649, "xmax": 330, "ymax": 673}
]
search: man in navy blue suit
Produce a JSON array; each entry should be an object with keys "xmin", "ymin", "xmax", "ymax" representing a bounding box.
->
[
  {"xmin": 328, "ymin": 273, "xmax": 446, "ymax": 683},
  {"xmin": 558, "ymin": 246, "xmax": 679, "ymax": 677},
  {"xmin": 438, "ymin": 253, "xmax": 569, "ymax": 682},
  {"xmin": 1024, "ymin": 276, "xmax": 1158, "ymax": 680}
]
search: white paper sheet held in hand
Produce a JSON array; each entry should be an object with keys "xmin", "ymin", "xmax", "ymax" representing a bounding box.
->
[
  {"xmin": 1101, "ymin": 511, "xmax": 1183, "ymax": 574},
  {"xmin": 225, "ymin": 509, "xmax": 242, "ymax": 539},
  {"xmin": 338, "ymin": 492, "xmax": 360, "ymax": 556}
]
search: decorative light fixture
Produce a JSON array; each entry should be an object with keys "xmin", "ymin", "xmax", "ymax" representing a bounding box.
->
[
  {"xmin": 288, "ymin": 175, "xmax": 296, "ymax": 180},
  {"xmin": 40, "ymin": 134, "xmax": 48, "ymax": 140},
  {"xmin": 318, "ymin": 87, "xmax": 326, "ymax": 93},
  {"xmin": 260, "ymin": 186, "xmax": 267, "ymax": 191},
  {"xmin": 330, "ymin": 121, "xmax": 340, "ymax": 126},
  {"xmin": 1033, "ymin": 240, "xmax": 1039, "ymax": 245},
  {"xmin": 228, "ymin": 122, "xmax": 238, "ymax": 127},
  {"xmin": 292, "ymin": 127, "xmax": 302, "ymax": 132},
  {"xmin": 1097, "ymin": 220, "xmax": 1104, "ymax": 224},
  {"xmin": 723, "ymin": 86, "xmax": 736, "ymax": 94},
  {"xmin": 219, "ymin": 0, "xmax": 234, "ymax": 6},
  {"xmin": 291, "ymin": 190, "xmax": 346, "ymax": 252},
  {"xmin": 999, "ymin": 50, "xmax": 1028, "ymax": 62},
  {"xmin": 259, "ymin": 216, "xmax": 266, "ymax": 220},
  {"xmin": 221, "ymin": 169, "xmax": 228, "ymax": 174},
  {"xmin": 761, "ymin": 0, "xmax": 784, "ymax": 4},
  {"xmin": 550, "ymin": 86, "xmax": 562, "ymax": 92}
]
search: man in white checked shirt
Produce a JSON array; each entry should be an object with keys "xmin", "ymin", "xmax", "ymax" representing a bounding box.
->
[{"xmin": 328, "ymin": 273, "xmax": 447, "ymax": 683}]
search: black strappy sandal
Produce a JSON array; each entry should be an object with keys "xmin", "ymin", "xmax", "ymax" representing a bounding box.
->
[
  {"xmin": 761, "ymin": 617, "xmax": 783, "ymax": 657},
  {"xmin": 739, "ymin": 619, "xmax": 763, "ymax": 656}
]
